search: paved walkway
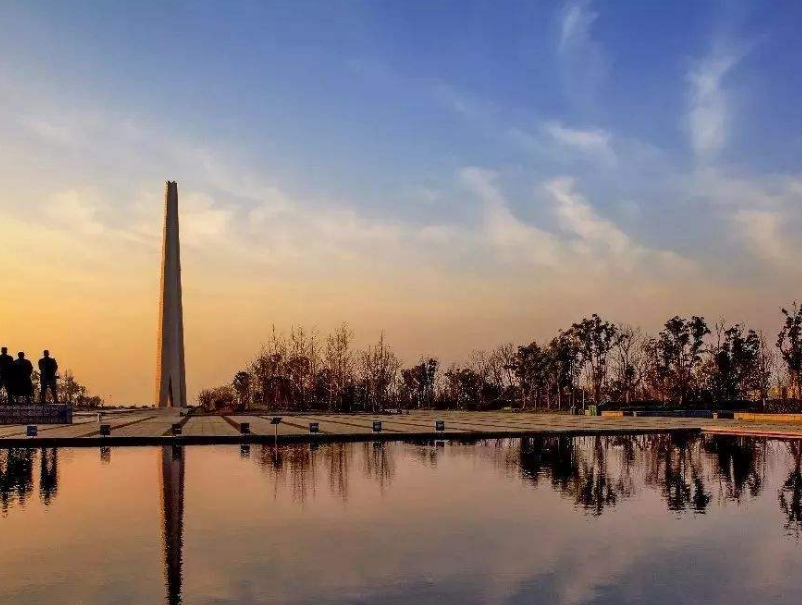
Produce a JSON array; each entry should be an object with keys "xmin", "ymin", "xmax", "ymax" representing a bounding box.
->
[{"xmin": 2, "ymin": 409, "xmax": 802, "ymax": 446}]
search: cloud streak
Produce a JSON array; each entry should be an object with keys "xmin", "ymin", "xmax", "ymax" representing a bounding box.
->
[
  {"xmin": 460, "ymin": 168, "xmax": 693, "ymax": 279},
  {"xmin": 557, "ymin": 0, "xmax": 608, "ymax": 104},
  {"xmin": 686, "ymin": 47, "xmax": 747, "ymax": 160},
  {"xmin": 460, "ymin": 167, "xmax": 561, "ymax": 267},
  {"xmin": 543, "ymin": 121, "xmax": 615, "ymax": 162}
]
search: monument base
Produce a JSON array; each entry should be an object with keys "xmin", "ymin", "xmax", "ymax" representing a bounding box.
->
[{"xmin": 0, "ymin": 404, "xmax": 73, "ymax": 425}]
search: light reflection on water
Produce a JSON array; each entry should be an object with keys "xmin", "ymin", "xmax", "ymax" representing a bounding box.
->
[{"xmin": 1, "ymin": 435, "xmax": 802, "ymax": 604}]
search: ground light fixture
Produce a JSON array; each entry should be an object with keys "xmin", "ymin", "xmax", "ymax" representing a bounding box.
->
[{"xmin": 270, "ymin": 417, "xmax": 282, "ymax": 446}]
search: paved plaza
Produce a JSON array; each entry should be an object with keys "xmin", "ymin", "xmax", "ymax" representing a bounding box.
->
[{"xmin": 2, "ymin": 409, "xmax": 802, "ymax": 446}]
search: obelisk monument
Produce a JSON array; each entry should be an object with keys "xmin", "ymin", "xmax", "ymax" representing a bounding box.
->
[{"xmin": 155, "ymin": 181, "xmax": 187, "ymax": 408}]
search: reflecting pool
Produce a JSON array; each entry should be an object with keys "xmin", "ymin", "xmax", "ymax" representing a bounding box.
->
[{"xmin": 2, "ymin": 435, "xmax": 802, "ymax": 604}]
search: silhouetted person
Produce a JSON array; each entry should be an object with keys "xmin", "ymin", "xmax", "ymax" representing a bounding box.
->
[
  {"xmin": 0, "ymin": 347, "xmax": 13, "ymax": 404},
  {"xmin": 39, "ymin": 350, "xmax": 58, "ymax": 404},
  {"xmin": 13, "ymin": 352, "xmax": 34, "ymax": 405}
]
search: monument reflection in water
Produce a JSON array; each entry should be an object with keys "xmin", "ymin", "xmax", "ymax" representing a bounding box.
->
[
  {"xmin": 0, "ymin": 445, "xmax": 187, "ymax": 604},
  {"xmin": 160, "ymin": 446, "xmax": 185, "ymax": 605},
  {"xmin": 4, "ymin": 436, "xmax": 802, "ymax": 604}
]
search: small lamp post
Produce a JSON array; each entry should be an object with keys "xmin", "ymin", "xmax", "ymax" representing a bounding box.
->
[{"xmin": 270, "ymin": 417, "xmax": 282, "ymax": 447}]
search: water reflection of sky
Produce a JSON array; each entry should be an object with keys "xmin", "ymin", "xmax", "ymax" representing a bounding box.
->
[{"xmin": 2, "ymin": 436, "xmax": 802, "ymax": 605}]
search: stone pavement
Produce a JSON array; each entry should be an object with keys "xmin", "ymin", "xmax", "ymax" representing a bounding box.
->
[{"xmin": 2, "ymin": 408, "xmax": 802, "ymax": 446}]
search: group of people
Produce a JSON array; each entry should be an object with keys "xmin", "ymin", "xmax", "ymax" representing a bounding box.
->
[{"xmin": 0, "ymin": 348, "xmax": 59, "ymax": 405}]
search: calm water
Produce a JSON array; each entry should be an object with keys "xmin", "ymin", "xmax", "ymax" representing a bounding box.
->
[{"xmin": 2, "ymin": 435, "xmax": 802, "ymax": 604}]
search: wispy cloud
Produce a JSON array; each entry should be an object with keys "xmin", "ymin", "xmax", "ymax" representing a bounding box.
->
[
  {"xmin": 734, "ymin": 209, "xmax": 787, "ymax": 263},
  {"xmin": 180, "ymin": 192, "xmax": 235, "ymax": 246},
  {"xmin": 460, "ymin": 167, "xmax": 561, "ymax": 267},
  {"xmin": 557, "ymin": 0, "xmax": 608, "ymax": 104},
  {"xmin": 459, "ymin": 167, "xmax": 693, "ymax": 278},
  {"xmin": 432, "ymin": 83, "xmax": 492, "ymax": 119},
  {"xmin": 686, "ymin": 48, "xmax": 746, "ymax": 160},
  {"xmin": 545, "ymin": 177, "xmax": 692, "ymax": 274},
  {"xmin": 559, "ymin": 0, "xmax": 599, "ymax": 54},
  {"xmin": 44, "ymin": 190, "xmax": 106, "ymax": 236},
  {"xmin": 23, "ymin": 117, "xmax": 82, "ymax": 146},
  {"xmin": 690, "ymin": 169, "xmax": 802, "ymax": 271},
  {"xmin": 543, "ymin": 121, "xmax": 615, "ymax": 162},
  {"xmin": 547, "ymin": 177, "xmax": 631, "ymax": 257}
]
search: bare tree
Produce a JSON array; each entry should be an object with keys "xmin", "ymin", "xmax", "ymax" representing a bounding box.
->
[
  {"xmin": 358, "ymin": 333, "xmax": 401, "ymax": 412},
  {"xmin": 570, "ymin": 314, "xmax": 619, "ymax": 405},
  {"xmin": 778, "ymin": 302, "xmax": 802, "ymax": 400},
  {"xmin": 325, "ymin": 323, "xmax": 355, "ymax": 411},
  {"xmin": 652, "ymin": 316, "xmax": 710, "ymax": 405},
  {"xmin": 232, "ymin": 371, "xmax": 252, "ymax": 410},
  {"xmin": 512, "ymin": 341, "xmax": 551, "ymax": 410},
  {"xmin": 613, "ymin": 325, "xmax": 644, "ymax": 405},
  {"xmin": 754, "ymin": 331, "xmax": 776, "ymax": 407},
  {"xmin": 401, "ymin": 358, "xmax": 438, "ymax": 409}
]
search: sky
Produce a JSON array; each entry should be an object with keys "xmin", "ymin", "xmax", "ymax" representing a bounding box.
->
[{"xmin": 1, "ymin": 0, "xmax": 802, "ymax": 404}]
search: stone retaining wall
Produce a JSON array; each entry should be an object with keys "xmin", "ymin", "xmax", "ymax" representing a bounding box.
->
[{"xmin": 0, "ymin": 405, "xmax": 73, "ymax": 425}]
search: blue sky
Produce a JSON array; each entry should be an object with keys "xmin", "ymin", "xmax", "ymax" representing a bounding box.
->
[{"xmin": 1, "ymin": 0, "xmax": 802, "ymax": 401}]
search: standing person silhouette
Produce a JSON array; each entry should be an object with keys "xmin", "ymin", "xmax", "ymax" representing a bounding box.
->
[
  {"xmin": 0, "ymin": 347, "xmax": 13, "ymax": 404},
  {"xmin": 14, "ymin": 352, "xmax": 34, "ymax": 405},
  {"xmin": 39, "ymin": 350, "xmax": 59, "ymax": 404}
]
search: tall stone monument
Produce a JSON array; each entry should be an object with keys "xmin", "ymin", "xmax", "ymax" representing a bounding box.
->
[{"xmin": 155, "ymin": 181, "xmax": 187, "ymax": 408}]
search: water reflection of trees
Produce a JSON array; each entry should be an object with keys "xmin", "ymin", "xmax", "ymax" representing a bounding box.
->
[
  {"xmin": 0, "ymin": 435, "xmax": 775, "ymax": 523},
  {"xmin": 517, "ymin": 435, "xmax": 642, "ymax": 515},
  {"xmin": 243, "ymin": 435, "xmax": 778, "ymax": 515},
  {"xmin": 0, "ymin": 449, "xmax": 35, "ymax": 514},
  {"xmin": 362, "ymin": 442, "xmax": 394, "ymax": 493},
  {"xmin": 251, "ymin": 441, "xmax": 400, "ymax": 502},
  {"xmin": 642, "ymin": 434, "xmax": 710, "ymax": 512},
  {"xmin": 778, "ymin": 442, "xmax": 802, "ymax": 537},
  {"xmin": 704, "ymin": 435, "xmax": 765, "ymax": 502},
  {"xmin": 515, "ymin": 433, "xmax": 773, "ymax": 515},
  {"xmin": 0, "ymin": 448, "xmax": 61, "ymax": 514}
]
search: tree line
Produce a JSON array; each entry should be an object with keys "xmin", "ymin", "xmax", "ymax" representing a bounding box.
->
[
  {"xmin": 198, "ymin": 301, "xmax": 802, "ymax": 413},
  {"xmin": 57, "ymin": 370, "xmax": 104, "ymax": 408},
  {"xmin": 0, "ymin": 368, "xmax": 103, "ymax": 408}
]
